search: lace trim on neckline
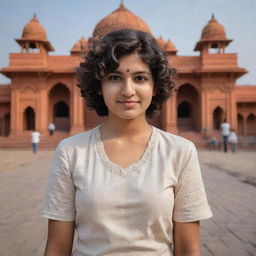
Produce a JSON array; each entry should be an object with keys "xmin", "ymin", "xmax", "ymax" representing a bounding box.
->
[{"xmin": 94, "ymin": 126, "xmax": 157, "ymax": 176}]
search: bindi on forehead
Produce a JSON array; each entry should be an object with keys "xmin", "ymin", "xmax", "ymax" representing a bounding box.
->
[{"xmin": 126, "ymin": 69, "xmax": 130, "ymax": 73}]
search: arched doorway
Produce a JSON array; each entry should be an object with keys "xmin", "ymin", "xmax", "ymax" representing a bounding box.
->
[
  {"xmin": 237, "ymin": 113, "xmax": 244, "ymax": 135},
  {"xmin": 23, "ymin": 107, "xmax": 35, "ymax": 130},
  {"xmin": 177, "ymin": 101, "xmax": 192, "ymax": 130},
  {"xmin": 178, "ymin": 101, "xmax": 191, "ymax": 118},
  {"xmin": 213, "ymin": 106, "xmax": 223, "ymax": 130},
  {"xmin": 49, "ymin": 83, "xmax": 70, "ymax": 131},
  {"xmin": 53, "ymin": 101, "xmax": 70, "ymax": 131},
  {"xmin": 177, "ymin": 84, "xmax": 199, "ymax": 131},
  {"xmin": 247, "ymin": 113, "xmax": 256, "ymax": 135},
  {"xmin": 3, "ymin": 113, "xmax": 10, "ymax": 136},
  {"xmin": 54, "ymin": 101, "xmax": 69, "ymax": 117}
]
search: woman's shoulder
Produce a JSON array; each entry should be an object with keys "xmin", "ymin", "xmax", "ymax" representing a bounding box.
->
[{"xmin": 153, "ymin": 127, "xmax": 197, "ymax": 169}]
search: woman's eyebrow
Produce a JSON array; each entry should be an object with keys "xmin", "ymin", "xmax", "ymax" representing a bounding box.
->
[
  {"xmin": 109, "ymin": 71, "xmax": 123, "ymax": 74},
  {"xmin": 133, "ymin": 71, "xmax": 151, "ymax": 75}
]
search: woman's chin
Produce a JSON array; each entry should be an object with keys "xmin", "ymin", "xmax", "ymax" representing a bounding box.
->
[{"xmin": 110, "ymin": 111, "xmax": 145, "ymax": 121}]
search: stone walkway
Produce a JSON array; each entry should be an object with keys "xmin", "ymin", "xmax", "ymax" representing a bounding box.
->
[
  {"xmin": 0, "ymin": 149, "xmax": 255, "ymax": 255},
  {"xmin": 200, "ymin": 162, "xmax": 256, "ymax": 256},
  {"xmin": 0, "ymin": 155, "xmax": 51, "ymax": 256},
  {"xmin": 198, "ymin": 150, "xmax": 256, "ymax": 186},
  {"xmin": 0, "ymin": 149, "xmax": 53, "ymax": 173}
]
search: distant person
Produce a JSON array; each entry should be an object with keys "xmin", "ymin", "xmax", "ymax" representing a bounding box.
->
[
  {"xmin": 209, "ymin": 136, "xmax": 219, "ymax": 150},
  {"xmin": 229, "ymin": 129, "xmax": 238, "ymax": 153},
  {"xmin": 31, "ymin": 129, "xmax": 40, "ymax": 153},
  {"xmin": 220, "ymin": 118, "xmax": 230, "ymax": 153},
  {"xmin": 48, "ymin": 122, "xmax": 55, "ymax": 136}
]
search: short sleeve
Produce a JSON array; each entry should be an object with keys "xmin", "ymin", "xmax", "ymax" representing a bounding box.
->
[
  {"xmin": 173, "ymin": 142, "xmax": 213, "ymax": 222},
  {"xmin": 41, "ymin": 142, "xmax": 76, "ymax": 221}
]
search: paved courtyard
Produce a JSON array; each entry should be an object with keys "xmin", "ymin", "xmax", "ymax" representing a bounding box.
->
[{"xmin": 0, "ymin": 149, "xmax": 255, "ymax": 256}]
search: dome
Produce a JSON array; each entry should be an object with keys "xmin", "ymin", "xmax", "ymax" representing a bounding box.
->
[
  {"xmin": 93, "ymin": 2, "xmax": 152, "ymax": 38},
  {"xmin": 22, "ymin": 14, "xmax": 47, "ymax": 41},
  {"xmin": 71, "ymin": 42, "xmax": 81, "ymax": 52},
  {"xmin": 164, "ymin": 39, "xmax": 177, "ymax": 54},
  {"xmin": 156, "ymin": 36, "xmax": 166, "ymax": 49},
  {"xmin": 71, "ymin": 37, "xmax": 88, "ymax": 52},
  {"xmin": 201, "ymin": 14, "xmax": 226, "ymax": 41}
]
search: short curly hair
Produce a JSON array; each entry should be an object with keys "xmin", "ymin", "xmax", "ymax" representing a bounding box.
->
[{"xmin": 77, "ymin": 29, "xmax": 176, "ymax": 118}]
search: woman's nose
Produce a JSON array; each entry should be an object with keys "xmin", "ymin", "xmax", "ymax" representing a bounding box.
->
[{"xmin": 121, "ymin": 78, "xmax": 135, "ymax": 97}]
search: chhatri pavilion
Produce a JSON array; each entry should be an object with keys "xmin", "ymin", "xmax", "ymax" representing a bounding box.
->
[{"xmin": 0, "ymin": 3, "xmax": 255, "ymax": 147}]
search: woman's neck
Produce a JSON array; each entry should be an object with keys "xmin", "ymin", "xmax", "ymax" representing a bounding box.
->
[{"xmin": 101, "ymin": 115, "xmax": 152, "ymax": 138}]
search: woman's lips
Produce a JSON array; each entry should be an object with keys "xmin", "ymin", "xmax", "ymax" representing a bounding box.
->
[{"xmin": 117, "ymin": 100, "xmax": 139, "ymax": 107}]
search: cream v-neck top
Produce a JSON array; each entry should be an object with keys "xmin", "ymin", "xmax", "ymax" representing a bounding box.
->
[{"xmin": 42, "ymin": 126, "xmax": 212, "ymax": 256}]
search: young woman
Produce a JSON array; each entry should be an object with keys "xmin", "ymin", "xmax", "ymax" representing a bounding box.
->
[{"xmin": 42, "ymin": 29, "xmax": 212, "ymax": 256}]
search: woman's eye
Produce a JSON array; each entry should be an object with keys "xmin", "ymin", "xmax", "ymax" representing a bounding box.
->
[
  {"xmin": 108, "ymin": 75, "xmax": 121, "ymax": 81},
  {"xmin": 135, "ymin": 76, "xmax": 148, "ymax": 82}
]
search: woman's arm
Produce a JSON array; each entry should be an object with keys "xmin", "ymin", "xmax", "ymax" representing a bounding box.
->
[
  {"xmin": 173, "ymin": 221, "xmax": 200, "ymax": 256},
  {"xmin": 44, "ymin": 219, "xmax": 75, "ymax": 256}
]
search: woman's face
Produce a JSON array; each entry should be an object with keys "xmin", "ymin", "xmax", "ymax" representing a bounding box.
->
[{"xmin": 101, "ymin": 53, "xmax": 154, "ymax": 121}]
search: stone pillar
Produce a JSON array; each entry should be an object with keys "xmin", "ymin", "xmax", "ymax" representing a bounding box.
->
[
  {"xmin": 162, "ymin": 92, "xmax": 178, "ymax": 133},
  {"xmin": 38, "ymin": 89, "xmax": 48, "ymax": 135},
  {"xmin": 70, "ymin": 86, "xmax": 85, "ymax": 135},
  {"xmin": 201, "ymin": 87, "xmax": 211, "ymax": 137},
  {"xmin": 10, "ymin": 88, "xmax": 22, "ymax": 136},
  {"xmin": 229, "ymin": 84, "xmax": 237, "ymax": 132},
  {"xmin": 200, "ymin": 88, "xmax": 207, "ymax": 136}
]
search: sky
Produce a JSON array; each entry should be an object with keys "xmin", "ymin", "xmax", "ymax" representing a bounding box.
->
[{"xmin": 0, "ymin": 0, "xmax": 255, "ymax": 85}]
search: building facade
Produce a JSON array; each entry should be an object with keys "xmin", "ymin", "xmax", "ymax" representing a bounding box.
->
[{"xmin": 0, "ymin": 3, "xmax": 256, "ymax": 146}]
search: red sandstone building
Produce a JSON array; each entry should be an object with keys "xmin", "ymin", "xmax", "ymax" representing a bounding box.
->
[{"xmin": 0, "ymin": 3, "xmax": 256, "ymax": 147}]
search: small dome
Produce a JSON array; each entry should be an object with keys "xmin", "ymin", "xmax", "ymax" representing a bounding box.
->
[
  {"xmin": 22, "ymin": 14, "xmax": 47, "ymax": 41},
  {"xmin": 71, "ymin": 37, "xmax": 88, "ymax": 52},
  {"xmin": 201, "ymin": 14, "xmax": 226, "ymax": 40},
  {"xmin": 156, "ymin": 36, "xmax": 166, "ymax": 49},
  {"xmin": 71, "ymin": 42, "xmax": 81, "ymax": 52},
  {"xmin": 164, "ymin": 39, "xmax": 177, "ymax": 53},
  {"xmin": 93, "ymin": 2, "xmax": 152, "ymax": 38}
]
